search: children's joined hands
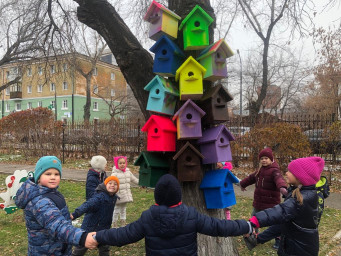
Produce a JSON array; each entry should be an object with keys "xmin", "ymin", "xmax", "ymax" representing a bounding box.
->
[{"xmin": 85, "ymin": 232, "xmax": 98, "ymax": 249}]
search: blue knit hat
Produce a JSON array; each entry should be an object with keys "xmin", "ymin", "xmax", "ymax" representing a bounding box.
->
[{"xmin": 34, "ymin": 156, "xmax": 62, "ymax": 183}]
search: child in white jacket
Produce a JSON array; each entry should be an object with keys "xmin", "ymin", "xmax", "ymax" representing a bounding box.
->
[{"xmin": 111, "ymin": 156, "xmax": 139, "ymax": 227}]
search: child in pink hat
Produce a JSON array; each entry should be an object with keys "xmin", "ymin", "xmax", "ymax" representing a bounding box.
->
[{"xmin": 245, "ymin": 156, "xmax": 324, "ymax": 256}]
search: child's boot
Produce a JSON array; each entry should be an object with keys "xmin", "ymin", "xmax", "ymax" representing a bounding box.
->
[
  {"xmin": 273, "ymin": 237, "xmax": 280, "ymax": 250},
  {"xmin": 243, "ymin": 233, "xmax": 258, "ymax": 251}
]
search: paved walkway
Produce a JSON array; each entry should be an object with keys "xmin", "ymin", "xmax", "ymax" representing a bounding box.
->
[{"xmin": 0, "ymin": 163, "xmax": 341, "ymax": 210}]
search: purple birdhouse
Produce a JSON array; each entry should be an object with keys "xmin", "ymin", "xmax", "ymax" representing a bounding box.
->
[
  {"xmin": 197, "ymin": 125, "xmax": 235, "ymax": 164},
  {"xmin": 172, "ymin": 99, "xmax": 205, "ymax": 140}
]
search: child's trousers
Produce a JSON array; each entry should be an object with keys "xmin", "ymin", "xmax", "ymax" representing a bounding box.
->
[
  {"xmin": 112, "ymin": 203, "xmax": 127, "ymax": 222},
  {"xmin": 72, "ymin": 244, "xmax": 110, "ymax": 256}
]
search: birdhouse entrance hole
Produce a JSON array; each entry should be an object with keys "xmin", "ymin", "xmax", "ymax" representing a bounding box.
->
[
  {"xmin": 220, "ymin": 137, "xmax": 224, "ymax": 143},
  {"xmin": 188, "ymin": 71, "xmax": 194, "ymax": 77},
  {"xmin": 154, "ymin": 128, "xmax": 158, "ymax": 133},
  {"xmin": 155, "ymin": 89, "xmax": 160, "ymax": 94},
  {"xmin": 217, "ymin": 97, "xmax": 221, "ymax": 103},
  {"xmin": 217, "ymin": 52, "xmax": 221, "ymax": 58},
  {"xmin": 186, "ymin": 113, "xmax": 192, "ymax": 120},
  {"xmin": 224, "ymin": 182, "xmax": 228, "ymax": 188},
  {"xmin": 186, "ymin": 156, "xmax": 192, "ymax": 162},
  {"xmin": 195, "ymin": 21, "xmax": 200, "ymax": 27},
  {"xmin": 162, "ymin": 49, "xmax": 167, "ymax": 55},
  {"xmin": 144, "ymin": 163, "xmax": 148, "ymax": 169}
]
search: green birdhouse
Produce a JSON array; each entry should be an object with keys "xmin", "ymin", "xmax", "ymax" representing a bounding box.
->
[
  {"xmin": 178, "ymin": 5, "xmax": 214, "ymax": 50},
  {"xmin": 175, "ymin": 56, "xmax": 206, "ymax": 100},
  {"xmin": 134, "ymin": 151, "xmax": 169, "ymax": 188}
]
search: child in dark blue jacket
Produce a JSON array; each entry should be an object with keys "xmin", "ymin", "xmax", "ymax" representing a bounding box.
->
[
  {"xmin": 247, "ymin": 157, "xmax": 324, "ymax": 256},
  {"xmin": 86, "ymin": 156, "xmax": 108, "ymax": 200},
  {"xmin": 86, "ymin": 174, "xmax": 254, "ymax": 256},
  {"xmin": 71, "ymin": 176, "xmax": 120, "ymax": 256}
]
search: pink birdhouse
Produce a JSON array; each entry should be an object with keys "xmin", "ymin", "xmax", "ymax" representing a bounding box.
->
[{"xmin": 141, "ymin": 115, "xmax": 177, "ymax": 152}]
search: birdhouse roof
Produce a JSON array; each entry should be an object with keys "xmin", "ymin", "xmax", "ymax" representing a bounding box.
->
[
  {"xmin": 141, "ymin": 115, "xmax": 177, "ymax": 133},
  {"xmin": 197, "ymin": 39, "xmax": 234, "ymax": 61},
  {"xmin": 179, "ymin": 5, "xmax": 214, "ymax": 31},
  {"xmin": 134, "ymin": 151, "xmax": 169, "ymax": 168},
  {"xmin": 172, "ymin": 99, "xmax": 205, "ymax": 120},
  {"xmin": 149, "ymin": 35, "xmax": 186, "ymax": 58},
  {"xmin": 144, "ymin": 0, "xmax": 181, "ymax": 21},
  {"xmin": 200, "ymin": 169, "xmax": 239, "ymax": 189},
  {"xmin": 197, "ymin": 125, "xmax": 235, "ymax": 144},
  {"xmin": 173, "ymin": 141, "xmax": 204, "ymax": 160},
  {"xmin": 144, "ymin": 75, "xmax": 179, "ymax": 96},
  {"xmin": 175, "ymin": 56, "xmax": 207, "ymax": 82},
  {"xmin": 200, "ymin": 83, "xmax": 233, "ymax": 102}
]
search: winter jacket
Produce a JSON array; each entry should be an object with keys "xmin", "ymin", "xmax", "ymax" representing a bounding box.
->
[
  {"xmin": 72, "ymin": 183, "xmax": 118, "ymax": 232},
  {"xmin": 240, "ymin": 162, "xmax": 287, "ymax": 210},
  {"xmin": 96, "ymin": 203, "xmax": 251, "ymax": 256},
  {"xmin": 15, "ymin": 179, "xmax": 85, "ymax": 256},
  {"xmin": 111, "ymin": 166, "xmax": 138, "ymax": 204},
  {"xmin": 86, "ymin": 168, "xmax": 107, "ymax": 200},
  {"xmin": 254, "ymin": 185, "xmax": 319, "ymax": 256}
]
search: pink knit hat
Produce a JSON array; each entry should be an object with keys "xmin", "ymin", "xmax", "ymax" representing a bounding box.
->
[
  {"xmin": 288, "ymin": 157, "xmax": 324, "ymax": 186},
  {"xmin": 259, "ymin": 147, "xmax": 274, "ymax": 161},
  {"xmin": 114, "ymin": 156, "xmax": 127, "ymax": 172}
]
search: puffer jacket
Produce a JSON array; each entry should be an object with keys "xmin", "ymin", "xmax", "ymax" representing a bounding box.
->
[
  {"xmin": 254, "ymin": 185, "xmax": 319, "ymax": 256},
  {"xmin": 111, "ymin": 166, "xmax": 138, "ymax": 204},
  {"xmin": 240, "ymin": 162, "xmax": 287, "ymax": 210},
  {"xmin": 86, "ymin": 168, "xmax": 107, "ymax": 200},
  {"xmin": 96, "ymin": 203, "xmax": 251, "ymax": 256},
  {"xmin": 15, "ymin": 179, "xmax": 85, "ymax": 256},
  {"xmin": 72, "ymin": 183, "xmax": 118, "ymax": 232}
]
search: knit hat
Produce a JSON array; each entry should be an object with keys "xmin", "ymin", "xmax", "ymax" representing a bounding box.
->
[
  {"xmin": 154, "ymin": 174, "xmax": 182, "ymax": 207},
  {"xmin": 104, "ymin": 176, "xmax": 120, "ymax": 189},
  {"xmin": 34, "ymin": 156, "xmax": 62, "ymax": 183},
  {"xmin": 288, "ymin": 157, "xmax": 324, "ymax": 186},
  {"xmin": 259, "ymin": 147, "xmax": 274, "ymax": 161},
  {"xmin": 90, "ymin": 156, "xmax": 107, "ymax": 171},
  {"xmin": 223, "ymin": 162, "xmax": 233, "ymax": 170},
  {"xmin": 114, "ymin": 156, "xmax": 127, "ymax": 172}
]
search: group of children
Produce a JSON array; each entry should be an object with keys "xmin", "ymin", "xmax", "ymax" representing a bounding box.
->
[{"xmin": 14, "ymin": 147, "xmax": 329, "ymax": 256}]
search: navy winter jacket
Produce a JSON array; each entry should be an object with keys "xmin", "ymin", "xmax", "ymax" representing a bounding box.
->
[
  {"xmin": 15, "ymin": 179, "xmax": 85, "ymax": 256},
  {"xmin": 96, "ymin": 203, "xmax": 250, "ymax": 256},
  {"xmin": 86, "ymin": 168, "xmax": 107, "ymax": 200},
  {"xmin": 72, "ymin": 183, "xmax": 118, "ymax": 232},
  {"xmin": 254, "ymin": 185, "xmax": 319, "ymax": 256}
]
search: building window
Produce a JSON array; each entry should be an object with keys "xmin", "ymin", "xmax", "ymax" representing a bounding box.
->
[
  {"xmin": 27, "ymin": 102, "xmax": 32, "ymax": 109},
  {"xmin": 27, "ymin": 67, "xmax": 32, "ymax": 76},
  {"xmin": 51, "ymin": 101, "xmax": 56, "ymax": 109},
  {"xmin": 38, "ymin": 84, "xmax": 43, "ymax": 93},
  {"xmin": 50, "ymin": 65, "xmax": 55, "ymax": 74},
  {"xmin": 111, "ymin": 72, "xmax": 115, "ymax": 80},
  {"xmin": 93, "ymin": 67, "xmax": 98, "ymax": 76},
  {"xmin": 15, "ymin": 103, "xmax": 21, "ymax": 111},
  {"xmin": 63, "ymin": 63, "xmax": 68, "ymax": 72},
  {"xmin": 6, "ymin": 71, "xmax": 10, "ymax": 79},
  {"xmin": 38, "ymin": 101, "xmax": 42, "ymax": 107},
  {"xmin": 5, "ymin": 103, "xmax": 10, "ymax": 112},
  {"xmin": 111, "ymin": 89, "xmax": 115, "ymax": 97},
  {"xmin": 5, "ymin": 87, "xmax": 10, "ymax": 95},
  {"xmin": 63, "ymin": 82, "xmax": 68, "ymax": 90},
  {"xmin": 93, "ymin": 102, "xmax": 98, "ymax": 111},
  {"xmin": 27, "ymin": 85, "xmax": 32, "ymax": 94},
  {"xmin": 38, "ymin": 66, "xmax": 43, "ymax": 75},
  {"xmin": 93, "ymin": 85, "xmax": 98, "ymax": 94},
  {"xmin": 62, "ymin": 100, "xmax": 68, "ymax": 109},
  {"xmin": 50, "ymin": 83, "xmax": 55, "ymax": 92}
]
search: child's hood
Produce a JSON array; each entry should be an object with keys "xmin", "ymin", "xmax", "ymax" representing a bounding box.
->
[
  {"xmin": 149, "ymin": 204, "xmax": 186, "ymax": 238},
  {"xmin": 95, "ymin": 183, "xmax": 117, "ymax": 196},
  {"xmin": 114, "ymin": 156, "xmax": 127, "ymax": 172},
  {"xmin": 15, "ymin": 179, "xmax": 55, "ymax": 209}
]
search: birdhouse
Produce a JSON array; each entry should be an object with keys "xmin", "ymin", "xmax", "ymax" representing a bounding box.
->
[
  {"xmin": 144, "ymin": 0, "xmax": 181, "ymax": 41},
  {"xmin": 197, "ymin": 39, "xmax": 234, "ymax": 81},
  {"xmin": 173, "ymin": 141, "xmax": 204, "ymax": 182},
  {"xmin": 141, "ymin": 115, "xmax": 177, "ymax": 152},
  {"xmin": 178, "ymin": 5, "xmax": 214, "ymax": 50},
  {"xmin": 144, "ymin": 75, "xmax": 179, "ymax": 115},
  {"xmin": 199, "ymin": 83, "xmax": 233, "ymax": 125},
  {"xmin": 175, "ymin": 56, "xmax": 206, "ymax": 100},
  {"xmin": 134, "ymin": 151, "xmax": 169, "ymax": 188},
  {"xmin": 150, "ymin": 35, "xmax": 186, "ymax": 77},
  {"xmin": 197, "ymin": 125, "xmax": 235, "ymax": 164},
  {"xmin": 199, "ymin": 169, "xmax": 240, "ymax": 209},
  {"xmin": 172, "ymin": 99, "xmax": 205, "ymax": 139}
]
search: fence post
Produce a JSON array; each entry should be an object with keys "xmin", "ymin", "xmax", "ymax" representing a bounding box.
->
[{"xmin": 62, "ymin": 123, "xmax": 66, "ymax": 164}]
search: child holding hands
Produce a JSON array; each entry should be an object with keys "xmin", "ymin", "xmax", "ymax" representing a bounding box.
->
[
  {"xmin": 15, "ymin": 156, "xmax": 92, "ymax": 255},
  {"xmin": 86, "ymin": 156, "xmax": 108, "ymax": 200},
  {"xmin": 111, "ymin": 156, "xmax": 138, "ymax": 227}
]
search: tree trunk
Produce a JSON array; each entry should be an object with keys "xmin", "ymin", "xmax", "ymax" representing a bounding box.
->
[
  {"xmin": 84, "ymin": 74, "xmax": 91, "ymax": 123},
  {"xmin": 75, "ymin": 0, "xmax": 239, "ymax": 255}
]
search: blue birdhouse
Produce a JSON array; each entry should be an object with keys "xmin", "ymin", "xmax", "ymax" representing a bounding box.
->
[
  {"xmin": 200, "ymin": 169, "xmax": 239, "ymax": 209},
  {"xmin": 150, "ymin": 35, "xmax": 186, "ymax": 77},
  {"xmin": 144, "ymin": 75, "xmax": 179, "ymax": 115}
]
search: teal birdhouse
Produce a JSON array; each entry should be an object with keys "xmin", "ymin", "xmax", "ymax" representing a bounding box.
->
[
  {"xmin": 144, "ymin": 75, "xmax": 179, "ymax": 115},
  {"xmin": 134, "ymin": 151, "xmax": 169, "ymax": 188},
  {"xmin": 178, "ymin": 5, "xmax": 214, "ymax": 50},
  {"xmin": 197, "ymin": 39, "xmax": 234, "ymax": 81}
]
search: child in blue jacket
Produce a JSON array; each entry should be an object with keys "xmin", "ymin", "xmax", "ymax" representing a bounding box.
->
[
  {"xmin": 15, "ymin": 156, "xmax": 91, "ymax": 256},
  {"xmin": 86, "ymin": 174, "xmax": 254, "ymax": 256},
  {"xmin": 71, "ymin": 176, "xmax": 120, "ymax": 256},
  {"xmin": 86, "ymin": 155, "xmax": 108, "ymax": 200}
]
